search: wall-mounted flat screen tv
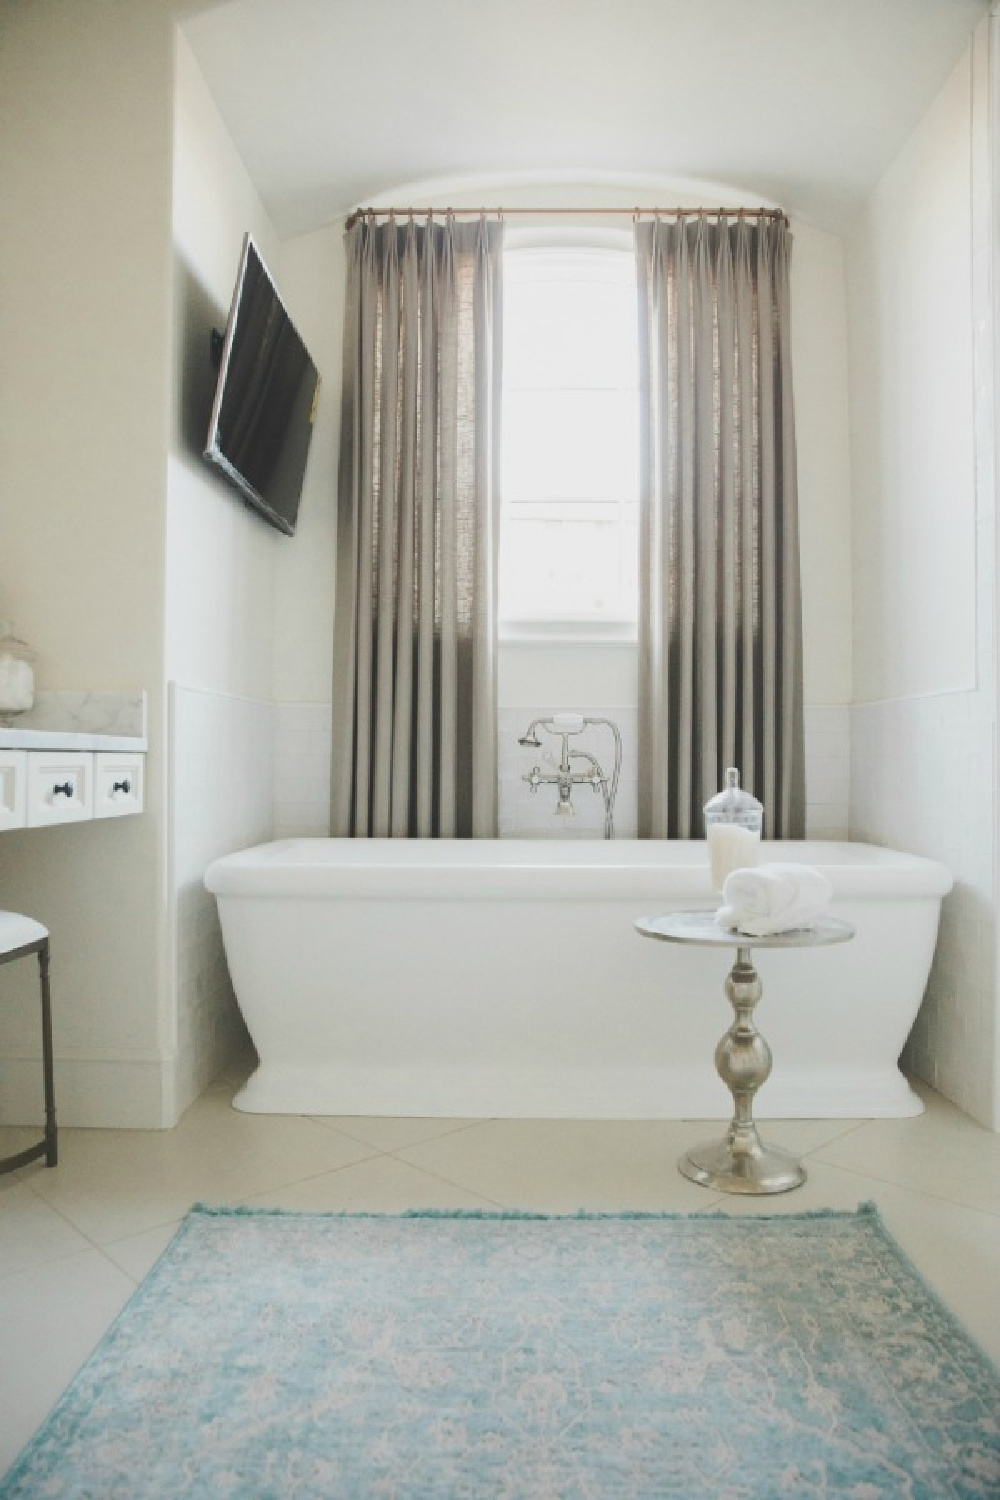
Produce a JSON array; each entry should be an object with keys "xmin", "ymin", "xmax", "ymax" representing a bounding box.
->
[{"xmin": 204, "ymin": 232, "xmax": 321, "ymax": 536}]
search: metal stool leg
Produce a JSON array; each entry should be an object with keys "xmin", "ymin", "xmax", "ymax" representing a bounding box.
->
[
  {"xmin": 0, "ymin": 933, "xmax": 58, "ymax": 1176},
  {"xmin": 38, "ymin": 940, "xmax": 57, "ymax": 1167}
]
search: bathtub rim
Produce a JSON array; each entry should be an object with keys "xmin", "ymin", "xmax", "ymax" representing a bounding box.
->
[{"xmin": 205, "ymin": 837, "xmax": 953, "ymax": 902}]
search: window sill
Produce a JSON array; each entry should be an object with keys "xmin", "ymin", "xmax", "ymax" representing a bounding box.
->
[{"xmin": 499, "ymin": 620, "xmax": 638, "ymax": 647}]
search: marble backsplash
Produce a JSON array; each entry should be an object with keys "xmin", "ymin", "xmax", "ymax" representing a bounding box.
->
[{"xmin": 6, "ymin": 690, "xmax": 147, "ymax": 739}]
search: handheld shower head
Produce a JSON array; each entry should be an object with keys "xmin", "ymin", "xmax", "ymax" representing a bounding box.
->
[{"xmin": 518, "ymin": 722, "xmax": 543, "ymax": 748}]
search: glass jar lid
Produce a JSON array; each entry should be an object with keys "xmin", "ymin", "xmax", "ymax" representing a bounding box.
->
[
  {"xmin": 703, "ymin": 766, "xmax": 762, "ymax": 823},
  {"xmin": 0, "ymin": 622, "xmax": 36, "ymax": 663}
]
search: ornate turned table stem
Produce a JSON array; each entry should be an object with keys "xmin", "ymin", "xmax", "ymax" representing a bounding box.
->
[{"xmin": 717, "ymin": 948, "xmax": 770, "ymax": 1162}]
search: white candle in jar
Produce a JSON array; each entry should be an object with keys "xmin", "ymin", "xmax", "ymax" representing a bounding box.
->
[
  {"xmin": 0, "ymin": 653, "xmax": 34, "ymax": 712},
  {"xmin": 707, "ymin": 823, "xmax": 760, "ymax": 892}
]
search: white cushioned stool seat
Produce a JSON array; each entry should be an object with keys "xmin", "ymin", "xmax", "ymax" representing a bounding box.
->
[
  {"xmin": 0, "ymin": 911, "xmax": 57, "ymax": 1174},
  {"xmin": 0, "ymin": 911, "xmax": 49, "ymax": 955}
]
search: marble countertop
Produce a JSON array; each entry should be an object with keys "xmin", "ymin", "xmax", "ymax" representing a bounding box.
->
[
  {"xmin": 0, "ymin": 727, "xmax": 147, "ymax": 752},
  {"xmin": 0, "ymin": 690, "xmax": 147, "ymax": 753}
]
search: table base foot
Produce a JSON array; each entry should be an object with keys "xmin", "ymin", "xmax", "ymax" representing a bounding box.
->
[{"xmin": 679, "ymin": 1137, "xmax": 806, "ymax": 1195}]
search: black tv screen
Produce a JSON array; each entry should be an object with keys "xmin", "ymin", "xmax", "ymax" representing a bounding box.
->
[{"xmin": 204, "ymin": 233, "xmax": 321, "ymax": 536}]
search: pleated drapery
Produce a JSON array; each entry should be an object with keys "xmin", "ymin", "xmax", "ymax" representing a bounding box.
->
[
  {"xmin": 332, "ymin": 215, "xmax": 503, "ymax": 837},
  {"xmin": 635, "ymin": 214, "xmax": 805, "ymax": 839}
]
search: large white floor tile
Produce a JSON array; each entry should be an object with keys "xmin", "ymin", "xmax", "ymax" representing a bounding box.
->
[
  {"xmin": 396, "ymin": 1118, "xmax": 726, "ymax": 1212},
  {"xmin": 27, "ymin": 1098, "xmax": 379, "ymax": 1245},
  {"xmin": 320, "ymin": 1115, "xmax": 488, "ymax": 1152},
  {"xmin": 811, "ymin": 1088, "xmax": 1000, "ymax": 1215},
  {"xmin": 241, "ymin": 1152, "xmax": 501, "ymax": 1214},
  {"xmin": 0, "ymin": 1179, "xmax": 94, "ymax": 1278},
  {"xmin": 100, "ymin": 1219, "xmax": 186, "ymax": 1283},
  {"xmin": 0, "ymin": 1247, "xmax": 136, "ymax": 1476}
]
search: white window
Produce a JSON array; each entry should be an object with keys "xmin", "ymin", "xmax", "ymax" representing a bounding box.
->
[{"xmin": 499, "ymin": 236, "xmax": 639, "ymax": 637}]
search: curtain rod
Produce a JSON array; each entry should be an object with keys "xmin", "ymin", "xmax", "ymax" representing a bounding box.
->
[{"xmin": 345, "ymin": 205, "xmax": 789, "ymax": 231}]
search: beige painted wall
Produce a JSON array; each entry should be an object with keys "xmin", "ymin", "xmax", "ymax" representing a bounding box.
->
[
  {"xmin": 0, "ymin": 0, "xmax": 177, "ymax": 1126},
  {"xmin": 0, "ymin": 0, "xmax": 173, "ymax": 693}
]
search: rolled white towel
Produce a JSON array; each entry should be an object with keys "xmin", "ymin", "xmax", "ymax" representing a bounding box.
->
[{"xmin": 717, "ymin": 862, "xmax": 832, "ymax": 936}]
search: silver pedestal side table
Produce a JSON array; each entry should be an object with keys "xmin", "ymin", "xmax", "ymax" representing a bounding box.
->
[{"xmin": 636, "ymin": 910, "xmax": 854, "ymax": 1195}]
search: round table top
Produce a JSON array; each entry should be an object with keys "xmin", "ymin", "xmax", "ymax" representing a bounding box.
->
[{"xmin": 635, "ymin": 910, "xmax": 855, "ymax": 949}]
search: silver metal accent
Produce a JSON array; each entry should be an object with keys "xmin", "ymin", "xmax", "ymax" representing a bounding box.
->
[
  {"xmin": 635, "ymin": 910, "xmax": 855, "ymax": 1194},
  {"xmin": 679, "ymin": 947, "xmax": 806, "ymax": 1193},
  {"xmin": 518, "ymin": 716, "xmax": 622, "ymax": 837}
]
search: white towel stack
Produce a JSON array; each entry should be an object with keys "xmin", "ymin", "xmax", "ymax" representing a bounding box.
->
[{"xmin": 717, "ymin": 862, "xmax": 833, "ymax": 937}]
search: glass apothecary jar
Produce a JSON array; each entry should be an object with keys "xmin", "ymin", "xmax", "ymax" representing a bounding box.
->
[
  {"xmin": 704, "ymin": 767, "xmax": 763, "ymax": 893},
  {"xmin": 0, "ymin": 623, "xmax": 36, "ymax": 723}
]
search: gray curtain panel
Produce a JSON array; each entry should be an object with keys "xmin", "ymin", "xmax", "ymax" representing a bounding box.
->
[
  {"xmin": 635, "ymin": 214, "xmax": 805, "ymax": 839},
  {"xmin": 332, "ymin": 214, "xmax": 503, "ymax": 837}
]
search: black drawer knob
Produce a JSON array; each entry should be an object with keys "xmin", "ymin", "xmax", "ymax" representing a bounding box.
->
[
  {"xmin": 112, "ymin": 779, "xmax": 131, "ymax": 795},
  {"xmin": 52, "ymin": 782, "xmax": 74, "ymax": 798}
]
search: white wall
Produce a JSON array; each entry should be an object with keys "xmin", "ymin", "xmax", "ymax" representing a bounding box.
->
[
  {"xmin": 165, "ymin": 32, "xmax": 287, "ymax": 1111},
  {"xmin": 846, "ymin": 26, "xmax": 996, "ymax": 1128},
  {"xmin": 792, "ymin": 224, "xmax": 854, "ymax": 709},
  {"xmin": 168, "ymin": 31, "xmax": 284, "ymax": 701},
  {"xmin": 0, "ymin": 0, "xmax": 176, "ymax": 1127},
  {"xmin": 166, "ymin": 40, "xmax": 346, "ymax": 1105},
  {"xmin": 270, "ymin": 227, "xmax": 345, "ymax": 705},
  {"xmin": 849, "ymin": 53, "xmax": 978, "ymax": 704}
]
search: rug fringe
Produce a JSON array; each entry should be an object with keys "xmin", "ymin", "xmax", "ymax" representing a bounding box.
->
[{"xmin": 187, "ymin": 1201, "xmax": 882, "ymax": 1224}]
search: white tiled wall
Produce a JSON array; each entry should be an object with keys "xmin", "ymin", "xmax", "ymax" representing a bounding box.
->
[
  {"xmin": 272, "ymin": 702, "xmax": 333, "ymax": 838},
  {"xmin": 499, "ymin": 706, "xmax": 638, "ymax": 837},
  {"xmin": 851, "ymin": 689, "xmax": 996, "ymax": 1128},
  {"xmin": 498, "ymin": 701, "xmax": 849, "ymax": 839},
  {"xmin": 803, "ymin": 704, "xmax": 850, "ymax": 839},
  {"xmin": 170, "ymin": 692, "xmax": 334, "ymax": 1116},
  {"xmin": 169, "ymin": 685, "xmax": 274, "ymax": 1116}
]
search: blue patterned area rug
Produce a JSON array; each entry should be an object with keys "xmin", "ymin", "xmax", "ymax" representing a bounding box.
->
[{"xmin": 3, "ymin": 1204, "xmax": 999, "ymax": 1498}]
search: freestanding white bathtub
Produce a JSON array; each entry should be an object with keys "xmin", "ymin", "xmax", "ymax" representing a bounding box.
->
[{"xmin": 204, "ymin": 839, "xmax": 952, "ymax": 1120}]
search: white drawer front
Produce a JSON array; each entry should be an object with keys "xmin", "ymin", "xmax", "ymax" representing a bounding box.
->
[
  {"xmin": 95, "ymin": 752, "xmax": 144, "ymax": 818},
  {"xmin": 27, "ymin": 752, "xmax": 94, "ymax": 826},
  {"xmin": 0, "ymin": 749, "xmax": 27, "ymax": 830}
]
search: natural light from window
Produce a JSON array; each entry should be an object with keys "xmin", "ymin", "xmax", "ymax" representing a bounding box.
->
[{"xmin": 499, "ymin": 242, "xmax": 639, "ymax": 634}]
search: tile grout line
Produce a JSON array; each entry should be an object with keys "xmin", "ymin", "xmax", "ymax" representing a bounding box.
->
[
  {"xmin": 802, "ymin": 1149, "xmax": 1000, "ymax": 1219},
  {"xmin": 9, "ymin": 1172, "xmax": 148, "ymax": 1287}
]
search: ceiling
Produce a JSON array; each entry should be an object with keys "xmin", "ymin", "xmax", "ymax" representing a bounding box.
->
[{"xmin": 182, "ymin": 0, "xmax": 988, "ymax": 239}]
